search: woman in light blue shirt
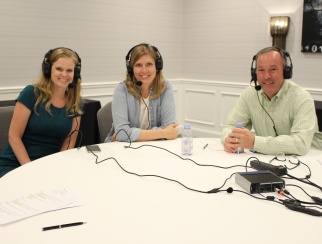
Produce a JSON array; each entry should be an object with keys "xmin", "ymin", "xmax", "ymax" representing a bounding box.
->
[{"xmin": 105, "ymin": 43, "xmax": 178, "ymax": 143}]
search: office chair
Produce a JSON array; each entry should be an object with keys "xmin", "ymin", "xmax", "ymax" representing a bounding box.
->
[
  {"xmin": 97, "ymin": 102, "xmax": 113, "ymax": 143},
  {"xmin": 0, "ymin": 106, "xmax": 14, "ymax": 152}
]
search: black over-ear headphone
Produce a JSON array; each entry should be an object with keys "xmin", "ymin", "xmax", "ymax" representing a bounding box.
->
[
  {"xmin": 125, "ymin": 44, "xmax": 163, "ymax": 75},
  {"xmin": 250, "ymin": 47, "xmax": 293, "ymax": 91},
  {"xmin": 42, "ymin": 47, "xmax": 82, "ymax": 88}
]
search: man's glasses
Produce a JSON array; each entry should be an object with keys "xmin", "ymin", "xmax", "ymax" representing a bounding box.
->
[{"xmin": 269, "ymin": 152, "xmax": 311, "ymax": 179}]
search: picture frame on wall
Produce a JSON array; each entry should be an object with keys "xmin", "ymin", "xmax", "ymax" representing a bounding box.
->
[{"xmin": 302, "ymin": 0, "xmax": 322, "ymax": 53}]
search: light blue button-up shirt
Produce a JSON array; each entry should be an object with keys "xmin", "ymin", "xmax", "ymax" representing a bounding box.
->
[{"xmin": 105, "ymin": 80, "xmax": 176, "ymax": 142}]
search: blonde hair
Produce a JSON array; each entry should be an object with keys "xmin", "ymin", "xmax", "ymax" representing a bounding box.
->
[
  {"xmin": 33, "ymin": 48, "xmax": 83, "ymax": 116},
  {"xmin": 124, "ymin": 43, "xmax": 165, "ymax": 100}
]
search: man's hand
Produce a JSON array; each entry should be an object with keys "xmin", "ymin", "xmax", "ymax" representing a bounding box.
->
[{"xmin": 224, "ymin": 127, "xmax": 255, "ymax": 153}]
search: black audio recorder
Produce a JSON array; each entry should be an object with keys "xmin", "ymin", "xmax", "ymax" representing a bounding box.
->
[{"xmin": 235, "ymin": 170, "xmax": 285, "ymax": 194}]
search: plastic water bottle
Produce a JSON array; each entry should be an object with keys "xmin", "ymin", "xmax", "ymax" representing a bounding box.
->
[
  {"xmin": 235, "ymin": 122, "xmax": 244, "ymax": 154},
  {"xmin": 181, "ymin": 124, "xmax": 193, "ymax": 156}
]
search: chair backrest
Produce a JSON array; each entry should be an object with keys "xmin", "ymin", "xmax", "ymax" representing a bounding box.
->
[
  {"xmin": 97, "ymin": 102, "xmax": 113, "ymax": 143},
  {"xmin": 315, "ymin": 101, "xmax": 322, "ymax": 132},
  {"xmin": 0, "ymin": 106, "xmax": 14, "ymax": 152}
]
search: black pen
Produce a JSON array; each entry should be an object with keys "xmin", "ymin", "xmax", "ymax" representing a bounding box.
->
[
  {"xmin": 43, "ymin": 222, "xmax": 86, "ymax": 231},
  {"xmin": 203, "ymin": 143, "xmax": 208, "ymax": 150}
]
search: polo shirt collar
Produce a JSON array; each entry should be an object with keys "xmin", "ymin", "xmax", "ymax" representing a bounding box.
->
[{"xmin": 260, "ymin": 79, "xmax": 289, "ymax": 100}]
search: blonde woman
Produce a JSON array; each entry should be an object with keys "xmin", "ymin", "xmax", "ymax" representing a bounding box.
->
[{"xmin": 0, "ymin": 47, "xmax": 83, "ymax": 177}]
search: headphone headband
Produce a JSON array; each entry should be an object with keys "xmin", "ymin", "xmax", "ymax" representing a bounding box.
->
[
  {"xmin": 125, "ymin": 44, "xmax": 163, "ymax": 75},
  {"xmin": 42, "ymin": 47, "xmax": 82, "ymax": 88}
]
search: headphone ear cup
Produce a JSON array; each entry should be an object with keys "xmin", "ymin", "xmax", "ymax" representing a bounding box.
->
[
  {"xmin": 251, "ymin": 67, "xmax": 257, "ymax": 82},
  {"xmin": 74, "ymin": 65, "xmax": 81, "ymax": 79},
  {"xmin": 125, "ymin": 46, "xmax": 136, "ymax": 75},
  {"xmin": 126, "ymin": 63, "xmax": 133, "ymax": 75},
  {"xmin": 277, "ymin": 49, "xmax": 293, "ymax": 79},
  {"xmin": 155, "ymin": 57, "xmax": 163, "ymax": 70},
  {"xmin": 250, "ymin": 55, "xmax": 257, "ymax": 82},
  {"xmin": 283, "ymin": 66, "xmax": 292, "ymax": 79},
  {"xmin": 42, "ymin": 49, "xmax": 53, "ymax": 79},
  {"xmin": 42, "ymin": 62, "xmax": 51, "ymax": 78}
]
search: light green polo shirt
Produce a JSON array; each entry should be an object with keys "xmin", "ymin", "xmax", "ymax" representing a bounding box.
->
[{"xmin": 221, "ymin": 80, "xmax": 322, "ymax": 155}]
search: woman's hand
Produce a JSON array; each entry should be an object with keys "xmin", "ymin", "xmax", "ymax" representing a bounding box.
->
[{"xmin": 163, "ymin": 123, "xmax": 179, "ymax": 140}]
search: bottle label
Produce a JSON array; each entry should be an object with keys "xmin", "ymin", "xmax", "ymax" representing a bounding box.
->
[{"xmin": 182, "ymin": 137, "xmax": 193, "ymax": 156}]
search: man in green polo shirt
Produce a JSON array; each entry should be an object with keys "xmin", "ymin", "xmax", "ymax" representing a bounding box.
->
[{"xmin": 221, "ymin": 47, "xmax": 322, "ymax": 155}]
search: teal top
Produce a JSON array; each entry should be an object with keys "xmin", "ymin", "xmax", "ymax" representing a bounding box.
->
[
  {"xmin": 0, "ymin": 85, "xmax": 76, "ymax": 177},
  {"xmin": 221, "ymin": 80, "xmax": 322, "ymax": 155}
]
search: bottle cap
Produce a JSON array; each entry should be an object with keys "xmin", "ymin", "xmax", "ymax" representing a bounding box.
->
[
  {"xmin": 184, "ymin": 124, "xmax": 190, "ymax": 129},
  {"xmin": 236, "ymin": 122, "xmax": 243, "ymax": 128}
]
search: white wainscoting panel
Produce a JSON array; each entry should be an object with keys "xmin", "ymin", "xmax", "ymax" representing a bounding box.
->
[
  {"xmin": 219, "ymin": 92, "xmax": 241, "ymax": 126},
  {"xmin": 171, "ymin": 82, "xmax": 183, "ymax": 125},
  {"xmin": 183, "ymin": 88, "xmax": 218, "ymax": 137}
]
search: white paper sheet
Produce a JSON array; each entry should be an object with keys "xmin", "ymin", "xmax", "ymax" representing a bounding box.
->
[{"xmin": 0, "ymin": 188, "xmax": 83, "ymax": 225}]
